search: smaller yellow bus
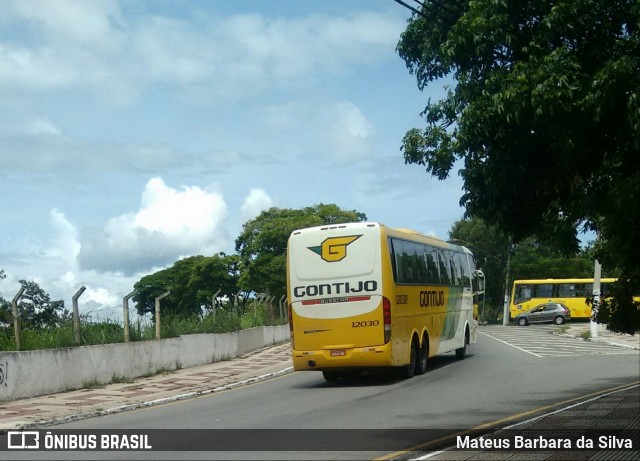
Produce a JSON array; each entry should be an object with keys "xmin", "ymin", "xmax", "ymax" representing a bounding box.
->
[{"xmin": 510, "ymin": 278, "xmax": 618, "ymax": 320}]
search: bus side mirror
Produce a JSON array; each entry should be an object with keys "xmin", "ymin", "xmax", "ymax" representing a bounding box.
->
[{"xmin": 474, "ymin": 270, "xmax": 485, "ymax": 292}]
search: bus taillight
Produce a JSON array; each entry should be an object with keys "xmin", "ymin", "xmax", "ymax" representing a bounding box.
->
[
  {"xmin": 383, "ymin": 297, "xmax": 392, "ymax": 343},
  {"xmin": 383, "ymin": 297, "xmax": 391, "ymax": 324}
]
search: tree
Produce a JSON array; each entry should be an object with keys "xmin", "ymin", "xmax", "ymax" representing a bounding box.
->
[
  {"xmin": 448, "ymin": 217, "xmax": 510, "ymax": 322},
  {"xmin": 132, "ymin": 253, "xmax": 241, "ymax": 317},
  {"xmin": 187, "ymin": 253, "xmax": 242, "ymax": 311},
  {"xmin": 0, "ymin": 280, "xmax": 68, "ymax": 329},
  {"xmin": 397, "ymin": 0, "xmax": 640, "ymax": 333},
  {"xmin": 235, "ymin": 204, "xmax": 367, "ymax": 301},
  {"xmin": 510, "ymin": 240, "xmax": 597, "ymax": 281},
  {"xmin": 449, "ymin": 217, "xmax": 604, "ymax": 322}
]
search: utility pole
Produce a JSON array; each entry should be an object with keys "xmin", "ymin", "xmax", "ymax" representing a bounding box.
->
[
  {"xmin": 590, "ymin": 259, "xmax": 601, "ymax": 338},
  {"xmin": 502, "ymin": 236, "xmax": 512, "ymax": 326}
]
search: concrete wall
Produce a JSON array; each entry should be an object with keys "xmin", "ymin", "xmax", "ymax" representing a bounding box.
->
[{"xmin": 0, "ymin": 325, "xmax": 289, "ymax": 402}]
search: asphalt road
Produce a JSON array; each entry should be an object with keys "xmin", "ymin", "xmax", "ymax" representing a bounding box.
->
[{"xmin": 7, "ymin": 325, "xmax": 640, "ymax": 460}]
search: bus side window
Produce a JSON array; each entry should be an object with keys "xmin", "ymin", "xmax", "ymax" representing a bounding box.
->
[
  {"xmin": 558, "ymin": 283, "xmax": 576, "ymax": 298},
  {"xmin": 457, "ymin": 252, "xmax": 471, "ymax": 286},
  {"xmin": 424, "ymin": 246, "xmax": 440, "ymax": 284},
  {"xmin": 437, "ymin": 249, "xmax": 452, "ymax": 285},
  {"xmin": 412, "ymin": 243, "xmax": 429, "ymax": 283},
  {"xmin": 534, "ymin": 283, "xmax": 554, "ymax": 298},
  {"xmin": 389, "ymin": 239, "xmax": 398, "ymax": 283},
  {"xmin": 515, "ymin": 285, "xmax": 532, "ymax": 303},
  {"xmin": 448, "ymin": 251, "xmax": 461, "ymax": 285},
  {"xmin": 584, "ymin": 283, "xmax": 594, "ymax": 296}
]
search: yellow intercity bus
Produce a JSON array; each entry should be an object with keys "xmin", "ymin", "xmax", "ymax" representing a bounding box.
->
[
  {"xmin": 286, "ymin": 222, "xmax": 485, "ymax": 381},
  {"xmin": 510, "ymin": 278, "xmax": 619, "ymax": 319}
]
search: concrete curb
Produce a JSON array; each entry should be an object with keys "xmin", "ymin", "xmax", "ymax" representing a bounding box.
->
[
  {"xmin": 12, "ymin": 366, "xmax": 294, "ymax": 431},
  {"xmin": 552, "ymin": 329, "xmax": 640, "ymax": 350}
]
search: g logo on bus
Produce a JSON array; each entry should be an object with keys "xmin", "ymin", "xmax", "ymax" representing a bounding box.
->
[{"xmin": 308, "ymin": 235, "xmax": 361, "ymax": 262}]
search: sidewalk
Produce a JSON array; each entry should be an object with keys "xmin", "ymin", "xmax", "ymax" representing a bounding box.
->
[
  {"xmin": 559, "ymin": 322, "xmax": 640, "ymax": 350},
  {"xmin": 0, "ymin": 342, "xmax": 293, "ymax": 431}
]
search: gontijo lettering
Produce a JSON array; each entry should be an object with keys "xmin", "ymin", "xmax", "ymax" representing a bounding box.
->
[
  {"xmin": 420, "ymin": 290, "xmax": 445, "ymax": 307},
  {"xmin": 294, "ymin": 280, "xmax": 377, "ymax": 297}
]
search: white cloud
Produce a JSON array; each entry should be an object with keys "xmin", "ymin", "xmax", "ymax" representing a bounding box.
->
[
  {"xmin": 27, "ymin": 118, "xmax": 62, "ymax": 136},
  {"xmin": 78, "ymin": 177, "xmax": 229, "ymax": 274},
  {"xmin": 0, "ymin": 5, "xmax": 404, "ymax": 101},
  {"xmin": 0, "ymin": 124, "xmax": 180, "ymax": 172},
  {"xmin": 6, "ymin": 0, "xmax": 124, "ymax": 49},
  {"xmin": 0, "ymin": 0, "xmax": 131, "ymax": 101},
  {"xmin": 240, "ymin": 188, "xmax": 274, "ymax": 223},
  {"xmin": 45, "ymin": 208, "xmax": 81, "ymax": 269},
  {"xmin": 327, "ymin": 102, "xmax": 374, "ymax": 163}
]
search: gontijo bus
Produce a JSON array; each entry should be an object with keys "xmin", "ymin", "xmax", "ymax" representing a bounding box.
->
[
  {"xmin": 510, "ymin": 278, "xmax": 619, "ymax": 319},
  {"xmin": 286, "ymin": 222, "xmax": 485, "ymax": 381}
]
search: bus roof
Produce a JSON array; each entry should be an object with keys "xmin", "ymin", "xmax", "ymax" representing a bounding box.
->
[
  {"xmin": 289, "ymin": 222, "xmax": 471, "ymax": 254},
  {"xmin": 513, "ymin": 278, "xmax": 618, "ymax": 284}
]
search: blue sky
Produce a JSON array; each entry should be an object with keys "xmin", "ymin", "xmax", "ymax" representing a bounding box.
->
[{"xmin": 0, "ymin": 0, "xmax": 467, "ymax": 314}]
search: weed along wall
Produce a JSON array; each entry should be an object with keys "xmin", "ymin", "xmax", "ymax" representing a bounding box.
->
[{"xmin": 0, "ymin": 325, "xmax": 289, "ymax": 402}]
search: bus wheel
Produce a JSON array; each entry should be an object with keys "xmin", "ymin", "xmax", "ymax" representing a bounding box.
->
[
  {"xmin": 322, "ymin": 370, "xmax": 339, "ymax": 382},
  {"xmin": 400, "ymin": 338, "xmax": 418, "ymax": 379},
  {"xmin": 456, "ymin": 328, "xmax": 469, "ymax": 360},
  {"xmin": 416, "ymin": 335, "xmax": 428, "ymax": 375}
]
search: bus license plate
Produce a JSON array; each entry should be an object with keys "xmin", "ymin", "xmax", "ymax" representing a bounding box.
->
[{"xmin": 330, "ymin": 349, "xmax": 346, "ymax": 357}]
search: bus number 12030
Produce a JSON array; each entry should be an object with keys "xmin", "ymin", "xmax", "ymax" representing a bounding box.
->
[{"xmin": 352, "ymin": 320, "xmax": 380, "ymax": 328}]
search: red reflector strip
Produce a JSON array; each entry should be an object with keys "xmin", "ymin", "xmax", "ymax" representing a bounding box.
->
[
  {"xmin": 300, "ymin": 295, "xmax": 371, "ymax": 306},
  {"xmin": 301, "ymin": 300, "xmax": 321, "ymax": 305},
  {"xmin": 347, "ymin": 296, "xmax": 371, "ymax": 302}
]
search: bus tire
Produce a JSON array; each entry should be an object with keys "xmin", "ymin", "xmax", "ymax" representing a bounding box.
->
[
  {"xmin": 456, "ymin": 327, "xmax": 469, "ymax": 360},
  {"xmin": 416, "ymin": 334, "xmax": 428, "ymax": 375},
  {"xmin": 400, "ymin": 338, "xmax": 418, "ymax": 379},
  {"xmin": 322, "ymin": 370, "xmax": 339, "ymax": 382}
]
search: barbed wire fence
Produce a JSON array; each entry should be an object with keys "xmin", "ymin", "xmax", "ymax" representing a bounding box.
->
[{"xmin": 2, "ymin": 287, "xmax": 288, "ymax": 351}]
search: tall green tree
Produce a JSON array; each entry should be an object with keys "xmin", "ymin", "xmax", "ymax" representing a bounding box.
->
[
  {"xmin": 0, "ymin": 280, "xmax": 68, "ymax": 329},
  {"xmin": 448, "ymin": 217, "xmax": 510, "ymax": 322},
  {"xmin": 398, "ymin": 0, "xmax": 640, "ymax": 333},
  {"xmin": 235, "ymin": 204, "xmax": 367, "ymax": 301},
  {"xmin": 133, "ymin": 253, "xmax": 240, "ymax": 317},
  {"xmin": 510, "ymin": 240, "xmax": 597, "ymax": 281}
]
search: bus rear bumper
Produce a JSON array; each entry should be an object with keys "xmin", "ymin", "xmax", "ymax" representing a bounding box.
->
[{"xmin": 292, "ymin": 343, "xmax": 393, "ymax": 371}]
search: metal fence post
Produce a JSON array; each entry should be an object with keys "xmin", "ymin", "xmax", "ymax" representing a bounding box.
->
[
  {"xmin": 72, "ymin": 286, "xmax": 86, "ymax": 345},
  {"xmin": 279, "ymin": 295, "xmax": 286, "ymax": 320},
  {"xmin": 123, "ymin": 290, "xmax": 137, "ymax": 342},
  {"xmin": 11, "ymin": 288, "xmax": 25, "ymax": 351},
  {"xmin": 155, "ymin": 291, "xmax": 170, "ymax": 340}
]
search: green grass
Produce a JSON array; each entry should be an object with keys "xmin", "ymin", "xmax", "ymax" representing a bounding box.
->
[
  {"xmin": 579, "ymin": 330, "xmax": 592, "ymax": 341},
  {"xmin": 0, "ymin": 301, "xmax": 287, "ymax": 351}
]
